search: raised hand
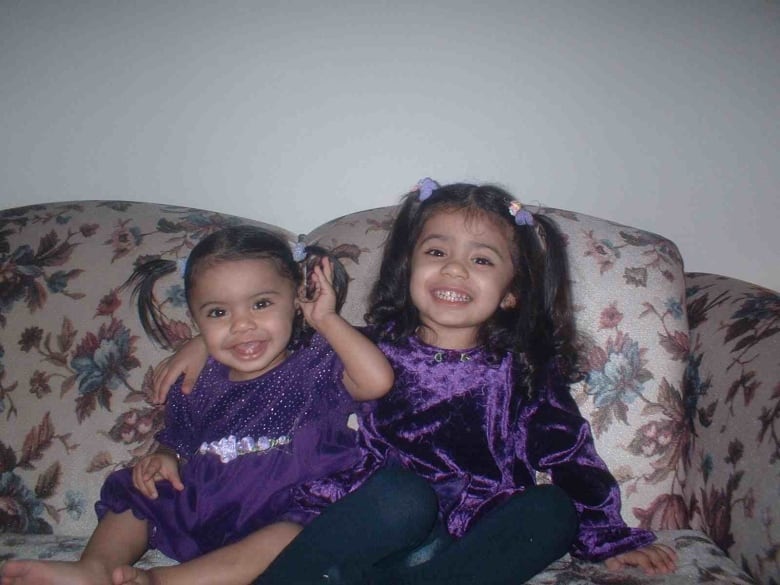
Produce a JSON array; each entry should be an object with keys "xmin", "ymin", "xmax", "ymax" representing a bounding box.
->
[{"xmin": 299, "ymin": 256, "xmax": 339, "ymax": 331}]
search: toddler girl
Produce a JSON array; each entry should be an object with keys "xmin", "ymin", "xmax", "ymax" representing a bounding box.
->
[
  {"xmin": 259, "ymin": 180, "xmax": 678, "ymax": 584},
  {"xmin": 0, "ymin": 225, "xmax": 410, "ymax": 585}
]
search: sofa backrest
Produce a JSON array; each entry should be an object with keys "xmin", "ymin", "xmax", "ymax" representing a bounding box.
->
[{"xmin": 0, "ymin": 200, "xmax": 688, "ymax": 539}]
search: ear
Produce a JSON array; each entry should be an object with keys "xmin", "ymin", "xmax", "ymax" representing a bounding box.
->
[{"xmin": 500, "ymin": 292, "xmax": 517, "ymax": 310}]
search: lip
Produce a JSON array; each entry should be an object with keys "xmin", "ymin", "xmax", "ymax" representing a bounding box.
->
[
  {"xmin": 431, "ymin": 288, "xmax": 472, "ymax": 304},
  {"xmin": 228, "ymin": 339, "xmax": 269, "ymax": 360}
]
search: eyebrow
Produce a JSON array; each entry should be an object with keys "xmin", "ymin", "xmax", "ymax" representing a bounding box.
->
[
  {"xmin": 418, "ymin": 233, "xmax": 507, "ymax": 259},
  {"xmin": 196, "ymin": 289, "xmax": 281, "ymax": 311}
]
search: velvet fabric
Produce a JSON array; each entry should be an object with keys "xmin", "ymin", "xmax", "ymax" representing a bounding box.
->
[
  {"xmin": 295, "ymin": 336, "xmax": 655, "ymax": 562},
  {"xmin": 96, "ymin": 333, "xmax": 360, "ymax": 562}
]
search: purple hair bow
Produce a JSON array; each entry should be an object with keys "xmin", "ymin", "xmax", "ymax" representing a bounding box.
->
[
  {"xmin": 415, "ymin": 177, "xmax": 440, "ymax": 201},
  {"xmin": 176, "ymin": 257, "xmax": 188, "ymax": 277},
  {"xmin": 508, "ymin": 201, "xmax": 535, "ymax": 226},
  {"xmin": 291, "ymin": 242, "xmax": 307, "ymax": 262}
]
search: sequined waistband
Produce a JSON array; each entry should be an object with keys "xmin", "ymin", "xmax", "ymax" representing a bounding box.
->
[{"xmin": 199, "ymin": 434, "xmax": 291, "ymax": 463}]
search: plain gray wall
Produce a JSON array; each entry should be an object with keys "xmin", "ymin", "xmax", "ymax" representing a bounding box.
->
[{"xmin": 2, "ymin": 0, "xmax": 778, "ymax": 291}]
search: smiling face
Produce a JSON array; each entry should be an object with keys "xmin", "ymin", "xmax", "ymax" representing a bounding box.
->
[
  {"xmin": 189, "ymin": 258, "xmax": 298, "ymax": 381},
  {"xmin": 410, "ymin": 208, "xmax": 517, "ymax": 349}
]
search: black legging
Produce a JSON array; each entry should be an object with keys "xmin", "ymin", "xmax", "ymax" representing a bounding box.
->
[
  {"xmin": 371, "ymin": 484, "xmax": 579, "ymax": 585},
  {"xmin": 255, "ymin": 467, "xmax": 438, "ymax": 584},
  {"xmin": 257, "ymin": 472, "xmax": 577, "ymax": 585}
]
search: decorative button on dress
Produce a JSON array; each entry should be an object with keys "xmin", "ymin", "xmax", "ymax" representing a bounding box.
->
[{"xmin": 96, "ymin": 333, "xmax": 360, "ymax": 562}]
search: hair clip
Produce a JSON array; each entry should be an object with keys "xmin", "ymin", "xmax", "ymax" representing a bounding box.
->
[
  {"xmin": 414, "ymin": 177, "xmax": 440, "ymax": 202},
  {"xmin": 508, "ymin": 201, "xmax": 535, "ymax": 226},
  {"xmin": 176, "ymin": 257, "xmax": 188, "ymax": 277},
  {"xmin": 291, "ymin": 242, "xmax": 307, "ymax": 262}
]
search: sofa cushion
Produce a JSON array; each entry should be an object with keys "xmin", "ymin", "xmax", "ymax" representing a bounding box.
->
[{"xmin": 2, "ymin": 530, "xmax": 756, "ymax": 584}]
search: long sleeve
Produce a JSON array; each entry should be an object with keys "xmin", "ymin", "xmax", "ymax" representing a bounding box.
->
[
  {"xmin": 522, "ymin": 364, "xmax": 656, "ymax": 562},
  {"xmin": 155, "ymin": 375, "xmax": 200, "ymax": 456}
]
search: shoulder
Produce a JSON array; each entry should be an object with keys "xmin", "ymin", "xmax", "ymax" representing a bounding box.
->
[
  {"xmin": 199, "ymin": 356, "xmax": 228, "ymax": 380},
  {"xmin": 522, "ymin": 357, "xmax": 579, "ymax": 410},
  {"xmin": 174, "ymin": 356, "xmax": 228, "ymax": 396},
  {"xmin": 287, "ymin": 332, "xmax": 343, "ymax": 373},
  {"xmin": 297, "ymin": 331, "xmax": 334, "ymax": 355}
]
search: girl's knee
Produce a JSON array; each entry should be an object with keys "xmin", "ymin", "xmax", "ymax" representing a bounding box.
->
[
  {"xmin": 504, "ymin": 485, "xmax": 578, "ymax": 540},
  {"xmin": 376, "ymin": 468, "xmax": 436, "ymax": 508},
  {"xmin": 368, "ymin": 468, "xmax": 438, "ymax": 536},
  {"xmin": 532, "ymin": 485, "xmax": 578, "ymax": 542}
]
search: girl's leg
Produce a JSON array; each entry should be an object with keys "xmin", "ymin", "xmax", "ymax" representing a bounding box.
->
[
  {"xmin": 256, "ymin": 467, "xmax": 438, "ymax": 585},
  {"xmin": 112, "ymin": 521, "xmax": 302, "ymax": 585},
  {"xmin": 0, "ymin": 509, "xmax": 148, "ymax": 585},
  {"xmin": 373, "ymin": 484, "xmax": 578, "ymax": 585}
]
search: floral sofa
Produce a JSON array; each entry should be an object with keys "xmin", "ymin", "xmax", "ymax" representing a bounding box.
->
[{"xmin": 1, "ymin": 199, "xmax": 777, "ymax": 584}]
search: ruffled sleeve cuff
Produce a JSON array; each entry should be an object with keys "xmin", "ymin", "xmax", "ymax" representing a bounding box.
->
[{"xmin": 571, "ymin": 525, "xmax": 657, "ymax": 562}]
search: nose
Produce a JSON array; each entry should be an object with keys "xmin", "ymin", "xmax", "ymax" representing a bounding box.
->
[
  {"xmin": 441, "ymin": 258, "xmax": 468, "ymax": 279},
  {"xmin": 230, "ymin": 310, "xmax": 257, "ymax": 333}
]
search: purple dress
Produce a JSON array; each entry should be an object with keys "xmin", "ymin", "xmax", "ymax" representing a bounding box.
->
[
  {"xmin": 96, "ymin": 333, "xmax": 360, "ymax": 562},
  {"xmin": 295, "ymin": 336, "xmax": 655, "ymax": 562}
]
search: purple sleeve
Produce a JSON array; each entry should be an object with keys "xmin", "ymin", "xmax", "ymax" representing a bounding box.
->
[
  {"xmin": 307, "ymin": 332, "xmax": 349, "ymax": 405},
  {"xmin": 154, "ymin": 377, "xmax": 200, "ymax": 456},
  {"xmin": 522, "ymin": 365, "xmax": 656, "ymax": 562}
]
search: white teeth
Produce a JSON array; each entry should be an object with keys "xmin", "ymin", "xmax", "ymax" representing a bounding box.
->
[{"xmin": 434, "ymin": 290, "xmax": 471, "ymax": 302}]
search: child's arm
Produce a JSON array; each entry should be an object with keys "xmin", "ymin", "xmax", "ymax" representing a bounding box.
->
[
  {"xmin": 526, "ymin": 365, "xmax": 674, "ymax": 569},
  {"xmin": 605, "ymin": 543, "xmax": 677, "ymax": 575},
  {"xmin": 151, "ymin": 336, "xmax": 209, "ymax": 403},
  {"xmin": 300, "ymin": 258, "xmax": 394, "ymax": 400}
]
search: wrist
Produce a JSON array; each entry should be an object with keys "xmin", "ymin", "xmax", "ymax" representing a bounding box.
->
[
  {"xmin": 309, "ymin": 311, "xmax": 343, "ymax": 332},
  {"xmin": 156, "ymin": 445, "xmax": 179, "ymax": 462}
]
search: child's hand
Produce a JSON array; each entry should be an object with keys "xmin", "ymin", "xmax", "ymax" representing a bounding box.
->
[
  {"xmin": 132, "ymin": 452, "xmax": 184, "ymax": 500},
  {"xmin": 151, "ymin": 336, "xmax": 208, "ymax": 403},
  {"xmin": 604, "ymin": 543, "xmax": 677, "ymax": 575},
  {"xmin": 299, "ymin": 257, "xmax": 339, "ymax": 330}
]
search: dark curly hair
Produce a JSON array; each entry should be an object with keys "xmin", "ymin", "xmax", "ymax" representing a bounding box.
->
[
  {"xmin": 124, "ymin": 225, "xmax": 348, "ymax": 351},
  {"xmin": 366, "ymin": 182, "xmax": 579, "ymax": 390}
]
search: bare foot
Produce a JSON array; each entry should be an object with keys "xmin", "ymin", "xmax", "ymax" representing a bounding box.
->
[
  {"xmin": 0, "ymin": 558, "xmax": 112, "ymax": 585},
  {"xmin": 111, "ymin": 566, "xmax": 158, "ymax": 585}
]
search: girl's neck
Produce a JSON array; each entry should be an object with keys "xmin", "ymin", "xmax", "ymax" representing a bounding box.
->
[
  {"xmin": 226, "ymin": 350, "xmax": 289, "ymax": 382},
  {"xmin": 415, "ymin": 325, "xmax": 479, "ymax": 351}
]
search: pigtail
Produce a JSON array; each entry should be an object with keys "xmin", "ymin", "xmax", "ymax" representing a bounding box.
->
[
  {"xmin": 366, "ymin": 192, "xmax": 422, "ymax": 341},
  {"xmin": 123, "ymin": 258, "xmax": 179, "ymax": 349},
  {"xmin": 286, "ymin": 242, "xmax": 351, "ymax": 349},
  {"xmin": 299, "ymin": 243, "xmax": 349, "ymax": 313},
  {"xmin": 527, "ymin": 214, "xmax": 579, "ymax": 384}
]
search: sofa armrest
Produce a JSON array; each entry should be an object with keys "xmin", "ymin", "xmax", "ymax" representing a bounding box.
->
[{"xmin": 683, "ymin": 272, "xmax": 779, "ymax": 582}]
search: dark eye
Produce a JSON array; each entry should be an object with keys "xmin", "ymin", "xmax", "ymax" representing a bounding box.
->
[
  {"xmin": 473, "ymin": 257, "xmax": 494, "ymax": 266},
  {"xmin": 424, "ymin": 248, "xmax": 445, "ymax": 257},
  {"xmin": 253, "ymin": 299, "xmax": 271, "ymax": 310},
  {"xmin": 206, "ymin": 308, "xmax": 226, "ymax": 318}
]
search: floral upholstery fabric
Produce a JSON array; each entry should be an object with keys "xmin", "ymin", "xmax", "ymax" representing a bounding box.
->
[
  {"xmin": 683, "ymin": 273, "xmax": 780, "ymax": 583},
  {"xmin": 1, "ymin": 200, "xmax": 775, "ymax": 584}
]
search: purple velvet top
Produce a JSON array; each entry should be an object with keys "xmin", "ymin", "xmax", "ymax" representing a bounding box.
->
[{"xmin": 296, "ymin": 336, "xmax": 655, "ymax": 562}]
